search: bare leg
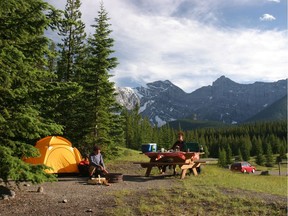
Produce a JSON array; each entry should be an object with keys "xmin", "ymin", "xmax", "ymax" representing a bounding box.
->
[{"xmin": 88, "ymin": 166, "xmax": 96, "ymax": 178}]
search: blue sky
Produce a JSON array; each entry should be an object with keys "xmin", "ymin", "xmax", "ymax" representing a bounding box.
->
[{"xmin": 46, "ymin": 0, "xmax": 288, "ymax": 92}]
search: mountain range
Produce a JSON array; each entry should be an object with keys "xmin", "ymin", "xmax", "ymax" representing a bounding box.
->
[{"xmin": 115, "ymin": 76, "xmax": 287, "ymax": 126}]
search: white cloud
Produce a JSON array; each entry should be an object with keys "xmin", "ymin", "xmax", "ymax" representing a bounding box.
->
[
  {"xmin": 260, "ymin": 14, "xmax": 276, "ymax": 21},
  {"xmin": 45, "ymin": 0, "xmax": 288, "ymax": 92},
  {"xmin": 267, "ymin": 0, "xmax": 280, "ymax": 3}
]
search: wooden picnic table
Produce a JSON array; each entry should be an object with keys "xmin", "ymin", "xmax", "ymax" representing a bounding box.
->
[{"xmin": 133, "ymin": 151, "xmax": 205, "ymax": 179}]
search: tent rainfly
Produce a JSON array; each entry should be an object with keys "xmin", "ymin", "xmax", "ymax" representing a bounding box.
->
[{"xmin": 24, "ymin": 136, "xmax": 82, "ymax": 174}]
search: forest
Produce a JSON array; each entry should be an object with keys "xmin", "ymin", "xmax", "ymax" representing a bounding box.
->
[
  {"xmin": 123, "ymin": 107, "xmax": 287, "ymax": 167},
  {"xmin": 0, "ymin": 0, "xmax": 286, "ymax": 184}
]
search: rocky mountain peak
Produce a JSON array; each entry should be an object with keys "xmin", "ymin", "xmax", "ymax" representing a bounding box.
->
[
  {"xmin": 212, "ymin": 75, "xmax": 237, "ymax": 87},
  {"xmin": 115, "ymin": 77, "xmax": 287, "ymax": 126},
  {"xmin": 115, "ymin": 87, "xmax": 140, "ymax": 110},
  {"xmin": 146, "ymin": 80, "xmax": 182, "ymax": 92}
]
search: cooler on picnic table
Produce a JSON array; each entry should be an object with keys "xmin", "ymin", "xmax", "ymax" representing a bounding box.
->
[{"xmin": 141, "ymin": 143, "xmax": 157, "ymax": 153}]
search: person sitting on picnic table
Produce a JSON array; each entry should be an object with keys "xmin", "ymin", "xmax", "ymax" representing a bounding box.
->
[
  {"xmin": 171, "ymin": 131, "xmax": 185, "ymax": 151},
  {"xmin": 88, "ymin": 145, "xmax": 108, "ymax": 179},
  {"xmin": 160, "ymin": 132, "xmax": 186, "ymax": 175}
]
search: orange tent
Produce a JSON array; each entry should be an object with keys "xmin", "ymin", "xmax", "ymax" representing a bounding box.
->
[{"xmin": 24, "ymin": 136, "xmax": 82, "ymax": 174}]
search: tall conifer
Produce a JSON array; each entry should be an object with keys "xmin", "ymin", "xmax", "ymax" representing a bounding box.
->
[
  {"xmin": 0, "ymin": 0, "xmax": 62, "ymax": 183},
  {"xmin": 79, "ymin": 2, "xmax": 123, "ymax": 153},
  {"xmin": 54, "ymin": 0, "xmax": 87, "ymax": 146},
  {"xmin": 57, "ymin": 0, "xmax": 86, "ymax": 82}
]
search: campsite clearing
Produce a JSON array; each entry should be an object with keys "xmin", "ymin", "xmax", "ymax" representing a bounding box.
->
[{"xmin": 0, "ymin": 159, "xmax": 287, "ymax": 216}]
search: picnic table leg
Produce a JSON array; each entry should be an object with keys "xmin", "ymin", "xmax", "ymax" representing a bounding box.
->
[
  {"xmin": 179, "ymin": 159, "xmax": 194, "ymax": 179},
  {"xmin": 180, "ymin": 169, "xmax": 187, "ymax": 179},
  {"xmin": 191, "ymin": 162, "xmax": 201, "ymax": 176},
  {"xmin": 191, "ymin": 168, "xmax": 198, "ymax": 176},
  {"xmin": 145, "ymin": 158, "xmax": 157, "ymax": 177},
  {"xmin": 145, "ymin": 165, "xmax": 153, "ymax": 177}
]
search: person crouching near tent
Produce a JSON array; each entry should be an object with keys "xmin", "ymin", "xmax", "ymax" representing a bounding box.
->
[{"xmin": 88, "ymin": 145, "xmax": 108, "ymax": 179}]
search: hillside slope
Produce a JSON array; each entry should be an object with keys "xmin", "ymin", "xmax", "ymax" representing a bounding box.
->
[{"xmin": 245, "ymin": 95, "xmax": 287, "ymax": 122}]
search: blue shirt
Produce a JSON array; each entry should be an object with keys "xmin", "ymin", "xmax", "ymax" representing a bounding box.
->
[{"xmin": 89, "ymin": 153, "xmax": 105, "ymax": 169}]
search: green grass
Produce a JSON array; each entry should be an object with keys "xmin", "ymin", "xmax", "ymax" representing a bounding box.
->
[
  {"xmin": 104, "ymin": 148, "xmax": 287, "ymax": 216},
  {"xmin": 187, "ymin": 165, "xmax": 287, "ymax": 196},
  {"xmin": 107, "ymin": 147, "xmax": 147, "ymax": 163}
]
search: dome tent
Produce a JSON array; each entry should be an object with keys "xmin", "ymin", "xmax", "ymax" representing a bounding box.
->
[{"xmin": 24, "ymin": 136, "xmax": 82, "ymax": 174}]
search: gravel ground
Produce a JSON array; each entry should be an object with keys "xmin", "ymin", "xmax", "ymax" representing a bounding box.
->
[
  {"xmin": 0, "ymin": 162, "xmax": 287, "ymax": 216},
  {"xmin": 0, "ymin": 162, "xmax": 181, "ymax": 216}
]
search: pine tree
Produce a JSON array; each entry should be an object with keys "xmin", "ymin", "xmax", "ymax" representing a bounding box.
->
[
  {"xmin": 53, "ymin": 0, "xmax": 88, "ymax": 148},
  {"xmin": 0, "ymin": 0, "xmax": 62, "ymax": 183},
  {"xmin": 240, "ymin": 135, "xmax": 251, "ymax": 161},
  {"xmin": 47, "ymin": 40, "xmax": 58, "ymax": 74},
  {"xmin": 122, "ymin": 108, "xmax": 133, "ymax": 149},
  {"xmin": 256, "ymin": 153, "xmax": 265, "ymax": 166},
  {"xmin": 158, "ymin": 124, "xmax": 175, "ymax": 150},
  {"xmin": 203, "ymin": 145, "xmax": 209, "ymax": 157},
  {"xmin": 57, "ymin": 0, "xmax": 86, "ymax": 82},
  {"xmin": 265, "ymin": 144, "xmax": 274, "ymax": 167},
  {"xmin": 278, "ymin": 143, "xmax": 287, "ymax": 159},
  {"xmin": 78, "ymin": 2, "xmax": 123, "ymax": 155},
  {"xmin": 226, "ymin": 144, "xmax": 233, "ymax": 164},
  {"xmin": 218, "ymin": 148, "xmax": 227, "ymax": 167},
  {"xmin": 141, "ymin": 118, "xmax": 154, "ymax": 144},
  {"xmin": 236, "ymin": 148, "xmax": 243, "ymax": 161},
  {"xmin": 254, "ymin": 136, "xmax": 265, "ymax": 165}
]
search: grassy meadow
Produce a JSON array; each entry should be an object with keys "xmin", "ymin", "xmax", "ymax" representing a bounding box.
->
[{"xmin": 106, "ymin": 148, "xmax": 287, "ymax": 216}]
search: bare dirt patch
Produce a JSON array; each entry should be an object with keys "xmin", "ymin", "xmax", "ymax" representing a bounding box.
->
[
  {"xmin": 0, "ymin": 162, "xmax": 287, "ymax": 216},
  {"xmin": 0, "ymin": 162, "xmax": 180, "ymax": 216}
]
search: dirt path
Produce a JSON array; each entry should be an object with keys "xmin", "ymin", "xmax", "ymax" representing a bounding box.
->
[
  {"xmin": 0, "ymin": 162, "xmax": 287, "ymax": 216},
  {"xmin": 0, "ymin": 162, "xmax": 180, "ymax": 216}
]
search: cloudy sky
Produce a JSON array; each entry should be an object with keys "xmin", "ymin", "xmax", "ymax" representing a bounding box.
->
[{"xmin": 46, "ymin": 0, "xmax": 287, "ymax": 93}]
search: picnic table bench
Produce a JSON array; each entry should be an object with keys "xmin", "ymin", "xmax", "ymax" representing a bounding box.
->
[{"xmin": 133, "ymin": 152, "xmax": 205, "ymax": 179}]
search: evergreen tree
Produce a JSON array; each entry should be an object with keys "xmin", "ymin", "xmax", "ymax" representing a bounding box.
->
[
  {"xmin": 47, "ymin": 40, "xmax": 58, "ymax": 74},
  {"xmin": 254, "ymin": 136, "xmax": 265, "ymax": 165},
  {"xmin": 141, "ymin": 117, "xmax": 154, "ymax": 144},
  {"xmin": 0, "ymin": 0, "xmax": 62, "ymax": 183},
  {"xmin": 218, "ymin": 148, "xmax": 227, "ymax": 167},
  {"xmin": 122, "ymin": 104, "xmax": 141, "ymax": 149},
  {"xmin": 159, "ymin": 124, "xmax": 175, "ymax": 150},
  {"xmin": 78, "ymin": 2, "xmax": 123, "ymax": 155},
  {"xmin": 240, "ymin": 135, "xmax": 251, "ymax": 161},
  {"xmin": 122, "ymin": 108, "xmax": 134, "ymax": 149},
  {"xmin": 256, "ymin": 153, "xmax": 265, "ymax": 166},
  {"xmin": 236, "ymin": 148, "xmax": 243, "ymax": 161},
  {"xmin": 54, "ymin": 0, "xmax": 88, "ymax": 147},
  {"xmin": 226, "ymin": 144, "xmax": 233, "ymax": 164},
  {"xmin": 57, "ymin": 0, "xmax": 86, "ymax": 82},
  {"xmin": 265, "ymin": 144, "xmax": 274, "ymax": 167},
  {"xmin": 202, "ymin": 145, "xmax": 209, "ymax": 158},
  {"xmin": 278, "ymin": 143, "xmax": 287, "ymax": 159}
]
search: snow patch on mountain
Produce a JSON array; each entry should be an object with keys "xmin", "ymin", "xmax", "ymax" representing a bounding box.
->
[
  {"xmin": 115, "ymin": 77, "xmax": 287, "ymax": 126},
  {"xmin": 139, "ymin": 100, "xmax": 155, "ymax": 113},
  {"xmin": 155, "ymin": 116, "xmax": 166, "ymax": 127}
]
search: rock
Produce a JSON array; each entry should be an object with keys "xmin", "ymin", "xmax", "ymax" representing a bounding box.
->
[
  {"xmin": 9, "ymin": 190, "xmax": 16, "ymax": 199},
  {"xmin": 0, "ymin": 186, "xmax": 16, "ymax": 200},
  {"xmin": 85, "ymin": 209, "xmax": 93, "ymax": 212},
  {"xmin": 62, "ymin": 199, "xmax": 68, "ymax": 203},
  {"xmin": 2, "ymin": 195, "xmax": 9, "ymax": 200},
  {"xmin": 261, "ymin": 171, "xmax": 269, "ymax": 175},
  {"xmin": 37, "ymin": 186, "xmax": 44, "ymax": 193}
]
